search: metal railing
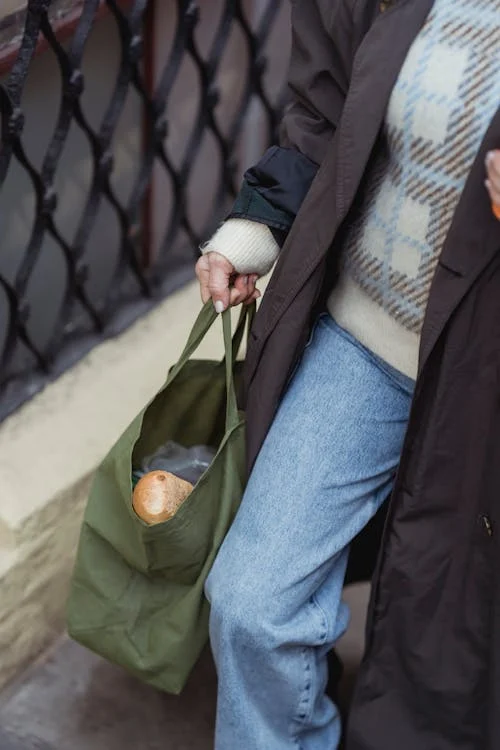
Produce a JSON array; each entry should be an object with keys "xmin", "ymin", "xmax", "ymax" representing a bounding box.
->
[{"xmin": 0, "ymin": 0, "xmax": 288, "ymax": 420}]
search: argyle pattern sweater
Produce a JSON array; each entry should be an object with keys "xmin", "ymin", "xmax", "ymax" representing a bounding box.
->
[
  {"xmin": 328, "ymin": 0, "xmax": 500, "ymax": 377},
  {"xmin": 205, "ymin": 0, "xmax": 500, "ymax": 378}
]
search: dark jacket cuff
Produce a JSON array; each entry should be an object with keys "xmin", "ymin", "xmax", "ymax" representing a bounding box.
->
[{"xmin": 228, "ymin": 146, "xmax": 319, "ymax": 245}]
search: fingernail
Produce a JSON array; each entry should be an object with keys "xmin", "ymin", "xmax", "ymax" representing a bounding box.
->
[
  {"xmin": 244, "ymin": 276, "xmax": 249, "ymax": 285},
  {"xmin": 486, "ymin": 151, "xmax": 495, "ymax": 166},
  {"xmin": 485, "ymin": 179, "xmax": 491, "ymax": 190},
  {"xmin": 214, "ymin": 300, "xmax": 225, "ymax": 314}
]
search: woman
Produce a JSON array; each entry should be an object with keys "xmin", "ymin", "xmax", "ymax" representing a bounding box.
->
[{"xmin": 196, "ymin": 1, "xmax": 500, "ymax": 748}]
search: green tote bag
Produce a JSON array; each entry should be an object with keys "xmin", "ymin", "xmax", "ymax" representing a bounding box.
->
[{"xmin": 67, "ymin": 302, "xmax": 254, "ymax": 694}]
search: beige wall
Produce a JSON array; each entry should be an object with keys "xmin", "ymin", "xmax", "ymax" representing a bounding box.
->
[{"xmin": 0, "ymin": 282, "xmax": 236, "ymax": 689}]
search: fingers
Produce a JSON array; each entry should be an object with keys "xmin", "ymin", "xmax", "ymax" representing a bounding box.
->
[
  {"xmin": 244, "ymin": 276, "xmax": 261, "ymax": 306},
  {"xmin": 244, "ymin": 288, "xmax": 262, "ymax": 306},
  {"xmin": 196, "ymin": 251, "xmax": 234, "ymax": 311},
  {"xmin": 209, "ymin": 261, "xmax": 232, "ymax": 312},
  {"xmin": 485, "ymin": 151, "xmax": 500, "ymax": 213},
  {"xmin": 195, "ymin": 255, "xmax": 212, "ymax": 304},
  {"xmin": 195, "ymin": 253, "xmax": 261, "ymax": 311},
  {"xmin": 486, "ymin": 179, "xmax": 500, "ymax": 207},
  {"xmin": 486, "ymin": 151, "xmax": 500, "ymax": 182},
  {"xmin": 229, "ymin": 274, "xmax": 260, "ymax": 307}
]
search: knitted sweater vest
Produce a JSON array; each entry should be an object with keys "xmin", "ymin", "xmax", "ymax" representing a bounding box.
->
[{"xmin": 328, "ymin": 0, "xmax": 500, "ymax": 378}]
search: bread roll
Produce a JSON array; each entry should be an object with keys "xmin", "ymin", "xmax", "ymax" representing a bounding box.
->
[{"xmin": 132, "ymin": 470, "xmax": 193, "ymax": 525}]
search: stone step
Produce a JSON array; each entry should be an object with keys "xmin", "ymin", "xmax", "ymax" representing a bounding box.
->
[
  {"xmin": 0, "ymin": 586, "xmax": 369, "ymax": 749},
  {"xmin": 0, "ymin": 636, "xmax": 217, "ymax": 750},
  {"xmin": 0, "ymin": 727, "xmax": 51, "ymax": 750}
]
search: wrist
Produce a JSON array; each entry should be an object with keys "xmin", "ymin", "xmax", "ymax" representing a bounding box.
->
[{"xmin": 202, "ymin": 218, "xmax": 280, "ymax": 277}]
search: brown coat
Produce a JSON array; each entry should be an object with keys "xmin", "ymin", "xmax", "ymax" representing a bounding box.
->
[{"xmin": 242, "ymin": 1, "xmax": 500, "ymax": 747}]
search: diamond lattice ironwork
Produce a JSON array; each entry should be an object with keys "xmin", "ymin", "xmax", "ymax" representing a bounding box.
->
[{"xmin": 0, "ymin": 0, "xmax": 288, "ymax": 420}]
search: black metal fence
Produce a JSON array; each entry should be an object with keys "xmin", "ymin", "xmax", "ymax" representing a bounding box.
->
[{"xmin": 0, "ymin": 0, "xmax": 288, "ymax": 421}]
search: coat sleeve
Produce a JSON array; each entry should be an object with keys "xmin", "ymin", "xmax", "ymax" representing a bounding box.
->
[{"xmin": 229, "ymin": 0, "xmax": 355, "ymax": 242}]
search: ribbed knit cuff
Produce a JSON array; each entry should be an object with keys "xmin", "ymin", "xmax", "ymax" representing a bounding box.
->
[{"xmin": 202, "ymin": 219, "xmax": 280, "ymax": 277}]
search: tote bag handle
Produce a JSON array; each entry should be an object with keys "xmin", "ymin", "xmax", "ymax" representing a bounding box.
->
[{"xmin": 168, "ymin": 301, "xmax": 255, "ymax": 432}]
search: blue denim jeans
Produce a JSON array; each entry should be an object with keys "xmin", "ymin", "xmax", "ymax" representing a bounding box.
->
[{"xmin": 205, "ymin": 314, "xmax": 414, "ymax": 750}]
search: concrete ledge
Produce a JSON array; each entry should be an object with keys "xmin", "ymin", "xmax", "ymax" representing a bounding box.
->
[
  {"xmin": 0, "ymin": 282, "xmax": 230, "ymax": 689},
  {"xmin": 0, "ymin": 477, "xmax": 90, "ymax": 689}
]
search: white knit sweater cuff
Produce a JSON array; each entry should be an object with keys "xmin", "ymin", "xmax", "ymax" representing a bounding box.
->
[{"xmin": 202, "ymin": 218, "xmax": 280, "ymax": 277}]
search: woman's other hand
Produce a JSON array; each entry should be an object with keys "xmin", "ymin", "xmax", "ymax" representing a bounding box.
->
[
  {"xmin": 485, "ymin": 151, "xmax": 500, "ymax": 220},
  {"xmin": 195, "ymin": 251, "xmax": 261, "ymax": 313}
]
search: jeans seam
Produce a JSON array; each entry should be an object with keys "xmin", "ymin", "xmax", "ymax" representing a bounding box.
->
[
  {"xmin": 291, "ymin": 596, "xmax": 329, "ymax": 737},
  {"xmin": 293, "ymin": 647, "xmax": 314, "ymax": 728},
  {"xmin": 311, "ymin": 594, "xmax": 330, "ymax": 645}
]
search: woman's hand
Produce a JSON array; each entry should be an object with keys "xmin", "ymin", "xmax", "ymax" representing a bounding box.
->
[
  {"xmin": 485, "ymin": 151, "xmax": 500, "ymax": 220},
  {"xmin": 195, "ymin": 251, "xmax": 261, "ymax": 313}
]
